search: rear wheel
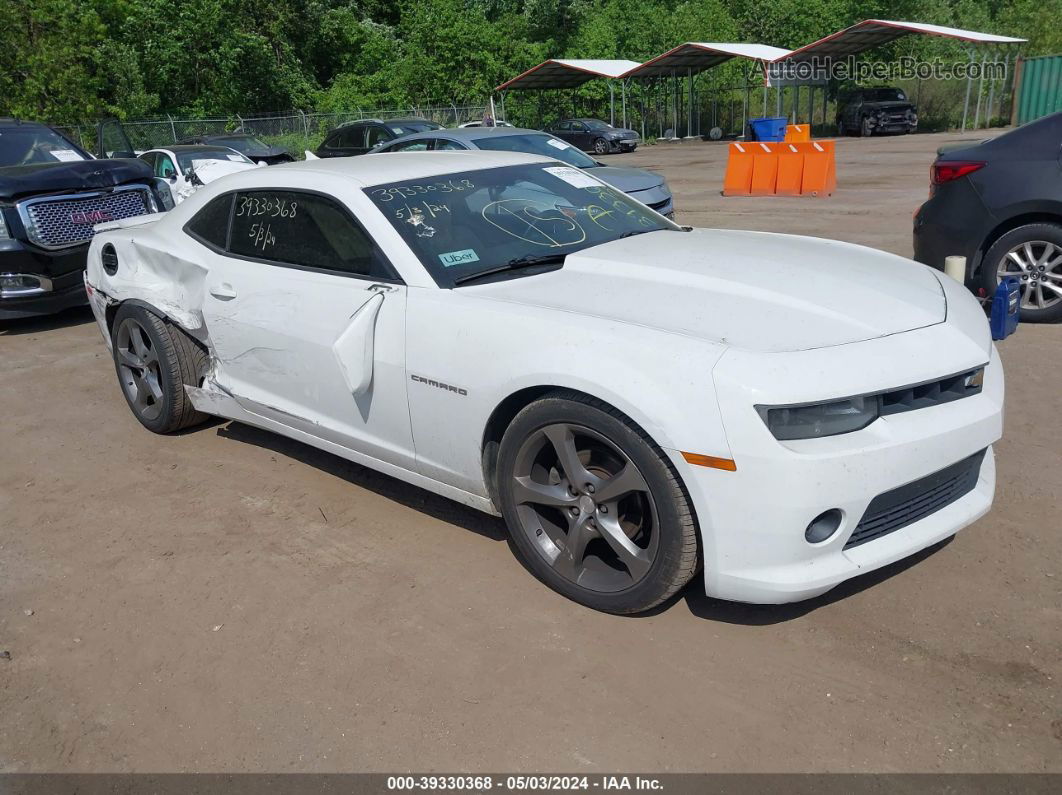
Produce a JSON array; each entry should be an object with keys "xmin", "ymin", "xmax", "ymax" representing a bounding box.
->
[
  {"xmin": 111, "ymin": 304, "xmax": 209, "ymax": 432},
  {"xmin": 497, "ymin": 392, "xmax": 699, "ymax": 614},
  {"xmin": 592, "ymin": 137, "xmax": 610, "ymax": 155},
  {"xmin": 980, "ymin": 223, "xmax": 1062, "ymax": 323},
  {"xmin": 860, "ymin": 116, "xmax": 873, "ymax": 137}
]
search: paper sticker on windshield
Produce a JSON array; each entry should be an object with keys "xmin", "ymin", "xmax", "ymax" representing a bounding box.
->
[
  {"xmin": 439, "ymin": 249, "xmax": 480, "ymax": 267},
  {"xmin": 49, "ymin": 149, "xmax": 85, "ymax": 162},
  {"xmin": 226, "ymin": 154, "xmax": 245, "ymax": 161},
  {"xmin": 544, "ymin": 166, "xmax": 599, "ymax": 189},
  {"xmin": 546, "ymin": 139, "xmax": 570, "ymax": 150}
]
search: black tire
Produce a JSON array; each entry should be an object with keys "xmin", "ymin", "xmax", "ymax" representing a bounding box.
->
[
  {"xmin": 980, "ymin": 223, "xmax": 1062, "ymax": 323},
  {"xmin": 496, "ymin": 391, "xmax": 699, "ymax": 614},
  {"xmin": 110, "ymin": 303, "xmax": 210, "ymax": 433},
  {"xmin": 592, "ymin": 138, "xmax": 610, "ymax": 155},
  {"xmin": 860, "ymin": 116, "xmax": 873, "ymax": 137},
  {"xmin": 836, "ymin": 119, "xmax": 846, "ymax": 137}
]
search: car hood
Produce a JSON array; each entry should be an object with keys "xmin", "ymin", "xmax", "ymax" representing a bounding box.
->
[
  {"xmin": 468, "ymin": 229, "xmax": 946, "ymax": 353},
  {"xmin": 587, "ymin": 165, "xmax": 663, "ymax": 193},
  {"xmin": 0, "ymin": 158, "xmax": 152, "ymax": 201},
  {"xmin": 866, "ymin": 101, "xmax": 915, "ymax": 112},
  {"xmin": 244, "ymin": 145, "xmax": 290, "ymax": 159}
]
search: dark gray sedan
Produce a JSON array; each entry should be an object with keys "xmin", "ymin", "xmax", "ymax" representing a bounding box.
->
[
  {"xmin": 371, "ymin": 128, "xmax": 672, "ymax": 217},
  {"xmin": 546, "ymin": 119, "xmax": 640, "ymax": 154}
]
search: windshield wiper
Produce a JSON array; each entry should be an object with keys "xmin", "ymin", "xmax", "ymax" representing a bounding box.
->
[
  {"xmin": 453, "ymin": 253, "xmax": 567, "ymax": 286},
  {"xmin": 617, "ymin": 228, "xmax": 661, "ymax": 239}
]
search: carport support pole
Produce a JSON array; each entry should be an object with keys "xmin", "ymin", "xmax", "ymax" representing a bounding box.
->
[
  {"xmin": 974, "ymin": 54, "xmax": 987, "ymax": 129},
  {"xmin": 621, "ymin": 80, "xmax": 628, "ymax": 129},
  {"xmin": 688, "ymin": 67, "xmax": 693, "ymax": 138},
  {"xmin": 961, "ymin": 48, "xmax": 974, "ymax": 131},
  {"xmin": 609, "ymin": 82, "xmax": 615, "ymax": 127}
]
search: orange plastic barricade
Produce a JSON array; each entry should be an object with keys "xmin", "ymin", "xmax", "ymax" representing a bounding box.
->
[
  {"xmin": 775, "ymin": 143, "xmax": 804, "ymax": 196},
  {"xmin": 784, "ymin": 124, "xmax": 810, "ymax": 143},
  {"xmin": 722, "ymin": 142, "xmax": 755, "ymax": 196},
  {"xmin": 749, "ymin": 142, "xmax": 779, "ymax": 195},
  {"xmin": 798, "ymin": 140, "xmax": 836, "ymax": 197}
]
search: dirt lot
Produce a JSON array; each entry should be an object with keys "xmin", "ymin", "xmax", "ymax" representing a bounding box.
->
[{"xmin": 1, "ymin": 131, "xmax": 1059, "ymax": 773}]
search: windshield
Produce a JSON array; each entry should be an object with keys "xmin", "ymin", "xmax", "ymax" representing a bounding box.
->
[
  {"xmin": 864, "ymin": 89, "xmax": 906, "ymax": 102},
  {"xmin": 0, "ymin": 127, "xmax": 89, "ymax": 167},
  {"xmin": 474, "ymin": 133, "xmax": 597, "ymax": 169},
  {"xmin": 389, "ymin": 121, "xmax": 444, "ymax": 135},
  {"xmin": 583, "ymin": 120, "xmax": 612, "ymax": 131},
  {"xmin": 176, "ymin": 147, "xmax": 251, "ymax": 172},
  {"xmin": 217, "ymin": 136, "xmax": 270, "ymax": 154},
  {"xmin": 366, "ymin": 163, "xmax": 680, "ymax": 287}
]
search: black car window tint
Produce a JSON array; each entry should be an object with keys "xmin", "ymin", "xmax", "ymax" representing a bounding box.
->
[
  {"xmin": 228, "ymin": 191, "xmax": 393, "ymax": 279},
  {"xmin": 185, "ymin": 194, "xmax": 234, "ymax": 249}
]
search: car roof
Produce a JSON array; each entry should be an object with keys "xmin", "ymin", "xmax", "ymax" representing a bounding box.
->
[
  {"xmin": 385, "ymin": 127, "xmax": 548, "ymax": 143},
  {"xmin": 231, "ymin": 151, "xmax": 553, "ymax": 187},
  {"xmin": 151, "ymin": 145, "xmax": 240, "ymax": 153}
]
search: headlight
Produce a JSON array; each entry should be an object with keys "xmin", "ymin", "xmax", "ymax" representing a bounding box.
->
[
  {"xmin": 0, "ymin": 209, "xmax": 10, "ymax": 239},
  {"xmin": 756, "ymin": 395, "xmax": 880, "ymax": 440}
]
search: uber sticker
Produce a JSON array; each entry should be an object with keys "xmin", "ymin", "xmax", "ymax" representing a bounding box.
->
[
  {"xmin": 543, "ymin": 166, "xmax": 599, "ymax": 188},
  {"xmin": 439, "ymin": 248, "xmax": 480, "ymax": 267}
]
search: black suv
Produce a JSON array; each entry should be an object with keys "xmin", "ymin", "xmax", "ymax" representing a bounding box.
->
[
  {"xmin": 0, "ymin": 119, "xmax": 168, "ymax": 320},
  {"xmin": 837, "ymin": 88, "xmax": 918, "ymax": 137},
  {"xmin": 314, "ymin": 118, "xmax": 444, "ymax": 157}
]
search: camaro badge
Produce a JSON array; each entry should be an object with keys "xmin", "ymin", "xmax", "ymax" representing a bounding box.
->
[{"xmin": 411, "ymin": 374, "xmax": 467, "ymax": 396}]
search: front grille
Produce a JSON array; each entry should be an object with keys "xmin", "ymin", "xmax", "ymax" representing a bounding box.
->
[
  {"xmin": 20, "ymin": 188, "xmax": 151, "ymax": 250},
  {"xmin": 844, "ymin": 448, "xmax": 986, "ymax": 549},
  {"xmin": 879, "ymin": 368, "xmax": 983, "ymax": 416}
]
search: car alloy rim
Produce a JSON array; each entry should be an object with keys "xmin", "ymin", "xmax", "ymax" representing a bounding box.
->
[
  {"xmin": 997, "ymin": 240, "xmax": 1062, "ymax": 311},
  {"xmin": 594, "ymin": 139, "xmax": 609, "ymax": 154},
  {"xmin": 511, "ymin": 423, "xmax": 659, "ymax": 592},
  {"xmin": 115, "ymin": 318, "xmax": 165, "ymax": 421}
]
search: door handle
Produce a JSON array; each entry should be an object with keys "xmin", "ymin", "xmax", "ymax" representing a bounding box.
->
[{"xmin": 210, "ymin": 282, "xmax": 237, "ymax": 300}]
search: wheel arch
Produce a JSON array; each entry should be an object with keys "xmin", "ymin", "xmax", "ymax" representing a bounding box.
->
[
  {"xmin": 479, "ymin": 383, "xmax": 689, "ymax": 514},
  {"xmin": 973, "ymin": 211, "xmax": 1062, "ymax": 278}
]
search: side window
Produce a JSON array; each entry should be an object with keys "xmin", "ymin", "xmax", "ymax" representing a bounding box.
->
[
  {"xmin": 573, "ymin": 122, "xmax": 587, "ymax": 132},
  {"xmin": 229, "ymin": 190, "xmax": 394, "ymax": 279},
  {"xmin": 390, "ymin": 139, "xmax": 430, "ymax": 152},
  {"xmin": 139, "ymin": 152, "xmax": 157, "ymax": 171},
  {"xmin": 365, "ymin": 126, "xmax": 390, "ymax": 149},
  {"xmin": 156, "ymin": 154, "xmax": 177, "ymax": 178},
  {"xmin": 185, "ymin": 194, "xmax": 233, "ymax": 249},
  {"xmin": 434, "ymin": 139, "xmax": 467, "ymax": 151}
]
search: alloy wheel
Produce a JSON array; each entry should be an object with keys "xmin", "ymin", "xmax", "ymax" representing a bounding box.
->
[
  {"xmin": 511, "ymin": 423, "xmax": 659, "ymax": 592},
  {"xmin": 115, "ymin": 318, "xmax": 165, "ymax": 421},
  {"xmin": 997, "ymin": 240, "xmax": 1062, "ymax": 311},
  {"xmin": 593, "ymin": 139, "xmax": 610, "ymax": 155}
]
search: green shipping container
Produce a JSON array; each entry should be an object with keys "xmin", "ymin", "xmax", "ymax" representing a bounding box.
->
[{"xmin": 1016, "ymin": 55, "xmax": 1062, "ymax": 125}]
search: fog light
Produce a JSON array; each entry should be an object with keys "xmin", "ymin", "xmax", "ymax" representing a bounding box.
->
[
  {"xmin": 805, "ymin": 509, "xmax": 843, "ymax": 544},
  {"xmin": 0, "ymin": 273, "xmax": 52, "ymax": 298}
]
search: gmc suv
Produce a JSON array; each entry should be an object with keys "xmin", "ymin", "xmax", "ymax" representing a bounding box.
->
[{"xmin": 0, "ymin": 119, "xmax": 169, "ymax": 319}]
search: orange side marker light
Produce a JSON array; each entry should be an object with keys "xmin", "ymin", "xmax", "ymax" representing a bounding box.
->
[{"xmin": 681, "ymin": 452, "xmax": 737, "ymax": 471}]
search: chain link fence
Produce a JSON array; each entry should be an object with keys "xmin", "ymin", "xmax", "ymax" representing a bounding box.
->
[{"xmin": 55, "ymin": 105, "xmax": 491, "ymax": 157}]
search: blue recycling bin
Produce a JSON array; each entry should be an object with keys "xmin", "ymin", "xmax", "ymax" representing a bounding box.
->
[
  {"xmin": 748, "ymin": 117, "xmax": 788, "ymax": 142},
  {"xmin": 747, "ymin": 116, "xmax": 790, "ymax": 142}
]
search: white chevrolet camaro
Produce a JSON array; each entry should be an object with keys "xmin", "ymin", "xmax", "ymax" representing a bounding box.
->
[{"xmin": 84, "ymin": 152, "xmax": 1004, "ymax": 614}]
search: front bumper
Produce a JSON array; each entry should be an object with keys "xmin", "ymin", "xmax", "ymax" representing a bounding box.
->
[
  {"xmin": 674, "ymin": 321, "xmax": 1003, "ymax": 604},
  {"xmin": 0, "ymin": 238, "xmax": 90, "ymax": 319}
]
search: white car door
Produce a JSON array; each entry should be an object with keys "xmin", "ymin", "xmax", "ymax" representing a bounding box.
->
[{"xmin": 190, "ymin": 188, "xmax": 414, "ymax": 470}]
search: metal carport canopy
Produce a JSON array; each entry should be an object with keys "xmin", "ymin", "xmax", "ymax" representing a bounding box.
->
[
  {"xmin": 623, "ymin": 43, "xmax": 793, "ymax": 78},
  {"xmin": 495, "ymin": 59, "xmax": 642, "ymax": 91},
  {"xmin": 779, "ymin": 19, "xmax": 1025, "ymax": 62}
]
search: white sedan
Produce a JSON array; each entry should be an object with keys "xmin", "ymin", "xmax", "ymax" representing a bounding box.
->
[
  {"xmin": 138, "ymin": 145, "xmax": 259, "ymax": 204},
  {"xmin": 83, "ymin": 152, "xmax": 1004, "ymax": 614}
]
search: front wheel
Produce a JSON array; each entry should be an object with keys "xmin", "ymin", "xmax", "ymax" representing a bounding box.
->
[
  {"xmin": 592, "ymin": 138, "xmax": 611, "ymax": 155},
  {"xmin": 860, "ymin": 116, "xmax": 873, "ymax": 137},
  {"xmin": 980, "ymin": 223, "xmax": 1062, "ymax": 322},
  {"xmin": 111, "ymin": 303, "xmax": 210, "ymax": 433},
  {"xmin": 497, "ymin": 392, "xmax": 699, "ymax": 614}
]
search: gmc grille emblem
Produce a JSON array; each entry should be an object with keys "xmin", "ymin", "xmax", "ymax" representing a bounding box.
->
[{"xmin": 70, "ymin": 209, "xmax": 113, "ymax": 225}]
